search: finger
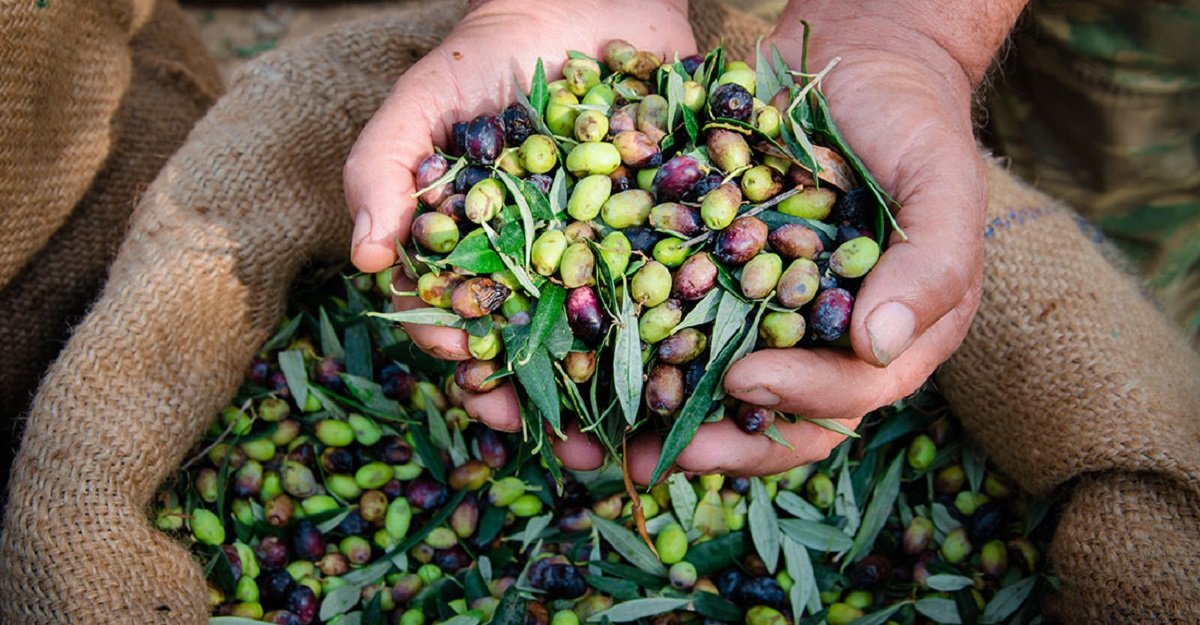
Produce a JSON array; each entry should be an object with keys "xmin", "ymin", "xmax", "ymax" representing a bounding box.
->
[
  {"xmin": 462, "ymin": 382, "xmax": 521, "ymax": 432},
  {"xmin": 847, "ymin": 120, "xmax": 986, "ymax": 367},
  {"xmin": 676, "ymin": 417, "xmax": 860, "ymax": 476},
  {"xmin": 552, "ymin": 420, "xmax": 605, "ymax": 472},
  {"xmin": 725, "ymin": 291, "xmax": 976, "ymax": 420},
  {"xmin": 391, "ymin": 273, "xmax": 471, "ymax": 360},
  {"xmin": 626, "ymin": 433, "xmax": 668, "ymax": 487},
  {"xmin": 344, "ymin": 58, "xmax": 454, "ymax": 273}
]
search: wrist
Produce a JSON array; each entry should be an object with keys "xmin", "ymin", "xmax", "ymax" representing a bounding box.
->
[{"xmin": 774, "ymin": 0, "xmax": 1026, "ymax": 88}]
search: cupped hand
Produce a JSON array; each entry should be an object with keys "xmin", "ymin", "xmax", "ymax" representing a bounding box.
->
[
  {"xmin": 344, "ymin": 0, "xmax": 696, "ymax": 466},
  {"xmin": 630, "ymin": 19, "xmax": 987, "ymax": 482}
]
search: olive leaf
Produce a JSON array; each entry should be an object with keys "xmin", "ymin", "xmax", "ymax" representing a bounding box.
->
[
  {"xmin": 692, "ymin": 593, "xmax": 743, "ymax": 622},
  {"xmin": 782, "ymin": 535, "xmax": 821, "ymax": 615},
  {"xmin": 709, "ymin": 289, "xmax": 753, "ymax": 358},
  {"xmin": 367, "ymin": 308, "xmax": 466, "ymax": 328},
  {"xmin": 410, "ymin": 156, "xmax": 467, "ymax": 200},
  {"xmin": 613, "ymin": 288, "xmax": 644, "ymax": 426},
  {"xmin": 748, "ymin": 477, "xmax": 782, "ymax": 573},
  {"xmin": 925, "ymin": 574, "xmax": 975, "ymax": 592},
  {"xmin": 518, "ymin": 284, "xmax": 567, "ymax": 362},
  {"xmin": 778, "ymin": 519, "xmax": 853, "ymax": 553},
  {"xmin": 589, "ymin": 512, "xmax": 668, "ymax": 577},
  {"xmin": 980, "ymin": 577, "xmax": 1036, "ymax": 624},
  {"xmin": 530, "ymin": 58, "xmax": 549, "ymax": 116},
  {"xmin": 754, "ymin": 36, "xmax": 784, "ymax": 104},
  {"xmin": 774, "ymin": 491, "xmax": 824, "ymax": 522},
  {"xmin": 667, "ymin": 473, "xmax": 697, "ymax": 531},
  {"xmin": 913, "ymin": 598, "xmax": 962, "ymax": 624},
  {"xmin": 673, "ymin": 287, "xmax": 721, "ymax": 332},
  {"xmin": 589, "ymin": 598, "xmax": 691, "ymax": 623},
  {"xmin": 444, "ymin": 229, "xmax": 506, "ymax": 274},
  {"xmin": 319, "ymin": 306, "xmax": 345, "ymax": 360},
  {"xmin": 801, "ymin": 417, "xmax": 862, "ymax": 439},
  {"xmin": 278, "ymin": 349, "xmax": 309, "ymax": 410},
  {"xmin": 260, "ymin": 314, "xmax": 303, "ymax": 352},
  {"xmin": 847, "ymin": 604, "xmax": 906, "ymax": 625},
  {"xmin": 513, "ymin": 345, "xmax": 561, "ymax": 433},
  {"xmin": 844, "ymin": 451, "xmax": 905, "ymax": 566},
  {"xmin": 585, "ymin": 575, "xmax": 642, "ymax": 601}
]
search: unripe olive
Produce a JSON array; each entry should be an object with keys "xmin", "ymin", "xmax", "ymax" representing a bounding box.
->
[
  {"xmin": 740, "ymin": 252, "xmax": 783, "ymax": 299},
  {"xmin": 717, "ymin": 67, "xmax": 756, "ymax": 95},
  {"xmin": 778, "ymin": 187, "xmax": 837, "ymax": 220},
  {"xmin": 468, "ymin": 328, "xmax": 502, "ymax": 360},
  {"xmin": 636, "ymin": 94, "xmax": 669, "ymax": 142},
  {"xmin": 759, "ymin": 311, "xmax": 806, "ymax": 348},
  {"xmin": 574, "ymin": 109, "xmax": 609, "ymax": 143},
  {"xmin": 582, "ymin": 83, "xmax": 616, "ymax": 108},
  {"xmin": 601, "ymin": 39, "xmax": 637, "ymax": 73},
  {"xmin": 656, "ymin": 523, "xmax": 688, "ymax": 564},
  {"xmin": 601, "ymin": 189, "xmax": 654, "ymax": 229},
  {"xmin": 545, "ymin": 90, "xmax": 580, "ymax": 137},
  {"xmin": 563, "ymin": 57, "xmax": 601, "ymax": 96},
  {"xmin": 496, "ymin": 147, "xmax": 526, "ymax": 177},
  {"xmin": 519, "ymin": 135, "xmax": 558, "ymax": 174},
  {"xmin": 598, "ymin": 231, "xmax": 632, "ymax": 278},
  {"xmin": 639, "ymin": 299, "xmax": 683, "ymax": 344},
  {"xmin": 907, "ymin": 434, "xmax": 937, "ymax": 471},
  {"xmin": 631, "ymin": 261, "xmax": 672, "ymax": 307},
  {"xmin": 418, "ymin": 271, "xmax": 464, "ymax": 309},
  {"xmin": 682, "ymin": 80, "xmax": 706, "ymax": 112},
  {"xmin": 567, "ymin": 175, "xmax": 611, "ymax": 221},
  {"xmin": 829, "ymin": 236, "xmax": 881, "ymax": 278},
  {"xmin": 316, "ymin": 419, "xmax": 355, "ymax": 447},
  {"xmin": 805, "ymin": 472, "xmax": 835, "ymax": 509},
  {"xmin": 652, "ymin": 237, "xmax": 691, "ymax": 268},
  {"xmin": 700, "ymin": 182, "xmax": 742, "ymax": 230},
  {"xmin": 745, "ymin": 606, "xmax": 787, "ymax": 625},
  {"xmin": 753, "ymin": 105, "xmax": 782, "ymax": 138},
  {"xmin": 190, "ymin": 508, "xmax": 225, "ymax": 546},
  {"xmin": 940, "ymin": 527, "xmax": 973, "ymax": 564},
  {"xmin": 559, "ymin": 242, "xmax": 596, "ymax": 288},
  {"xmin": 903, "ymin": 516, "xmax": 934, "ymax": 554},
  {"xmin": 740, "ymin": 165, "xmax": 783, "ymax": 202},
  {"xmin": 448, "ymin": 460, "xmax": 493, "ymax": 491},
  {"xmin": 510, "ymin": 493, "xmax": 544, "ymax": 517},
  {"xmin": 980, "ymin": 539, "xmax": 1009, "ymax": 577},
  {"xmin": 464, "ymin": 178, "xmax": 506, "ymax": 223},
  {"xmin": 566, "ymin": 142, "xmax": 621, "ymax": 177}
]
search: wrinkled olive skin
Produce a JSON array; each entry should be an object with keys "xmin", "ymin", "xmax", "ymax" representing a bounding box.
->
[
  {"xmin": 769, "ymin": 224, "xmax": 824, "ymax": 260},
  {"xmin": 706, "ymin": 129, "xmax": 751, "ymax": 172},
  {"xmin": 657, "ymin": 328, "xmax": 708, "ymax": 364},
  {"xmin": 708, "ymin": 82, "xmax": 754, "ymax": 121},
  {"xmin": 778, "ymin": 187, "xmax": 837, "ymax": 220},
  {"xmin": 713, "ymin": 216, "xmax": 768, "ymax": 265},
  {"xmin": 644, "ymin": 363, "xmax": 685, "ymax": 416},
  {"xmin": 759, "ymin": 311, "xmax": 806, "ymax": 348},
  {"xmin": 451, "ymin": 278, "xmax": 510, "ymax": 319},
  {"xmin": 776, "ymin": 258, "xmax": 821, "ymax": 308},
  {"xmin": 740, "ymin": 253, "xmax": 783, "ymax": 299},
  {"xmin": 455, "ymin": 359, "xmax": 501, "ymax": 393},
  {"xmin": 565, "ymin": 286, "xmax": 608, "ymax": 347},
  {"xmin": 672, "ymin": 252, "xmax": 718, "ymax": 301},
  {"xmin": 649, "ymin": 202, "xmax": 703, "ymax": 237},
  {"xmin": 613, "ymin": 131, "xmax": 662, "ymax": 169}
]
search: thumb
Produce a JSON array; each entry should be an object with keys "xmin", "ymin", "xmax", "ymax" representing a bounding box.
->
[
  {"xmin": 848, "ymin": 130, "xmax": 985, "ymax": 367},
  {"xmin": 344, "ymin": 64, "xmax": 449, "ymax": 273}
]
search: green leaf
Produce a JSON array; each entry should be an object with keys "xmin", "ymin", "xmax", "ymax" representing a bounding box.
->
[
  {"xmin": 546, "ymin": 311, "xmax": 574, "ymax": 360},
  {"xmin": 673, "ymin": 288, "xmax": 721, "ymax": 332},
  {"xmin": 762, "ymin": 423, "xmax": 795, "ymax": 450},
  {"xmin": 650, "ymin": 335, "xmax": 744, "ymax": 484},
  {"xmin": 778, "ymin": 519, "xmax": 853, "ymax": 553},
  {"xmin": 779, "ymin": 108, "xmax": 821, "ymax": 177},
  {"xmin": 748, "ymin": 478, "xmax": 782, "ymax": 574},
  {"xmin": 589, "ymin": 598, "xmax": 691, "ymax": 623},
  {"xmin": 914, "ymin": 598, "xmax": 961, "ymax": 624},
  {"xmin": 514, "ymin": 78, "xmax": 555, "ymax": 138},
  {"xmin": 424, "ymin": 392, "xmax": 452, "ymax": 452},
  {"xmin": 770, "ymin": 43, "xmax": 795, "ymax": 90},
  {"xmin": 931, "ymin": 503, "xmax": 962, "ymax": 536},
  {"xmin": 588, "ymin": 560, "xmax": 667, "ymax": 589},
  {"xmin": 531, "ymin": 58, "xmax": 548, "ymax": 116},
  {"xmin": 980, "ymin": 577, "xmax": 1036, "ymax": 624},
  {"xmin": 754, "ymin": 37, "xmax": 784, "ymax": 104},
  {"xmin": 445, "ymin": 230, "xmax": 506, "ymax": 274},
  {"xmin": 681, "ymin": 102, "xmax": 699, "ymax": 145},
  {"xmin": 710, "ymin": 290, "xmax": 753, "ymax": 359},
  {"xmin": 774, "ymin": 491, "xmax": 824, "ymax": 521},
  {"xmin": 584, "ymin": 575, "xmax": 642, "ymax": 601},
  {"xmin": 319, "ymin": 307, "xmax": 345, "ymax": 359},
  {"xmin": 442, "ymin": 614, "xmax": 482, "ymax": 625},
  {"xmin": 613, "ymin": 289, "xmax": 643, "ymax": 426},
  {"xmin": 480, "ymin": 221, "xmax": 540, "ymax": 298},
  {"xmin": 962, "ymin": 442, "xmax": 986, "ymax": 494},
  {"xmin": 835, "ymin": 458, "xmax": 861, "ymax": 536},
  {"xmin": 341, "ymin": 374, "xmax": 403, "ymax": 417},
  {"xmin": 410, "ymin": 425, "xmax": 446, "ymax": 484},
  {"xmin": 864, "ymin": 409, "xmax": 930, "ymax": 450},
  {"xmin": 683, "ymin": 531, "xmax": 746, "ymax": 576},
  {"xmin": 693, "ymin": 593, "xmax": 743, "ymax": 622},
  {"xmin": 926, "ymin": 574, "xmax": 975, "ymax": 592},
  {"xmin": 717, "ymin": 300, "xmax": 769, "ymax": 396},
  {"xmin": 490, "ymin": 586, "xmax": 529, "ymax": 625},
  {"xmin": 315, "ymin": 507, "xmax": 352, "ymax": 534},
  {"xmin": 801, "ymin": 417, "xmax": 861, "ymax": 439},
  {"xmin": 514, "ymin": 345, "xmax": 561, "ymax": 433},
  {"xmin": 782, "ymin": 535, "xmax": 821, "ymax": 615},
  {"xmin": 367, "ymin": 308, "xmax": 465, "ymax": 328},
  {"xmin": 494, "ymin": 172, "xmax": 538, "ymax": 268},
  {"xmin": 278, "ymin": 349, "xmax": 309, "ymax": 410},
  {"xmin": 847, "ymin": 604, "xmax": 905, "ymax": 625},
  {"xmin": 496, "ymin": 221, "xmax": 526, "ymax": 258},
  {"xmin": 549, "ymin": 167, "xmax": 569, "ymax": 218},
  {"xmin": 261, "ymin": 314, "xmax": 303, "ymax": 352},
  {"xmin": 589, "ymin": 512, "xmax": 668, "ymax": 577},
  {"xmin": 320, "ymin": 583, "xmax": 362, "ymax": 620},
  {"xmin": 666, "ymin": 62, "xmax": 686, "ymax": 133},
  {"xmin": 844, "ymin": 452, "xmax": 904, "ymax": 565},
  {"xmin": 520, "ymin": 284, "xmax": 567, "ymax": 362},
  {"xmin": 364, "ymin": 592, "xmax": 385, "ymax": 625},
  {"xmin": 668, "ymin": 473, "xmax": 698, "ymax": 532}
]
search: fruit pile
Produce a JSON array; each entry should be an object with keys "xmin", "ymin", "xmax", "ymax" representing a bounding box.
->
[
  {"xmin": 155, "ymin": 271, "xmax": 1059, "ymax": 625},
  {"xmin": 382, "ymin": 39, "xmax": 903, "ymax": 482}
]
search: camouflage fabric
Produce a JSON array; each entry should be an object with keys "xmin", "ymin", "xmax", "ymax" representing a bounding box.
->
[{"xmin": 985, "ymin": 0, "xmax": 1200, "ymax": 344}]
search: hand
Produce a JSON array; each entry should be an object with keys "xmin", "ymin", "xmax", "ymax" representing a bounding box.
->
[
  {"xmin": 344, "ymin": 0, "xmax": 696, "ymax": 469},
  {"xmin": 628, "ymin": 15, "xmax": 992, "ymax": 482}
]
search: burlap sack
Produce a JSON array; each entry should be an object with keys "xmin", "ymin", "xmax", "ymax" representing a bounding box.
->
[
  {"xmin": 1, "ymin": 1, "xmax": 1196, "ymax": 623},
  {"xmin": 0, "ymin": 0, "xmax": 222, "ymax": 478},
  {"xmin": 938, "ymin": 161, "xmax": 1200, "ymax": 622}
]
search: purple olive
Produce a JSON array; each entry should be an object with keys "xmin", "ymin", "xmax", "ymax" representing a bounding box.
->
[
  {"xmin": 609, "ymin": 165, "xmax": 635, "ymax": 192},
  {"xmin": 735, "ymin": 404, "xmax": 776, "ymax": 434},
  {"xmin": 645, "ymin": 363, "xmax": 685, "ymax": 416},
  {"xmin": 416, "ymin": 153, "xmax": 451, "ymax": 208},
  {"xmin": 453, "ymin": 165, "xmax": 492, "ymax": 194},
  {"xmin": 680, "ymin": 54, "xmax": 703, "ymax": 75},
  {"xmin": 434, "ymin": 545, "xmax": 473, "ymax": 572},
  {"xmin": 436, "ymin": 193, "xmax": 468, "ymax": 222},
  {"xmin": 290, "ymin": 520, "xmax": 325, "ymax": 562},
  {"xmin": 260, "ymin": 568, "xmax": 296, "ymax": 608},
  {"xmin": 769, "ymin": 224, "xmax": 824, "ymax": 260},
  {"xmin": 380, "ymin": 364, "xmax": 415, "ymax": 400},
  {"xmin": 608, "ymin": 103, "xmax": 639, "ymax": 136},
  {"xmin": 832, "ymin": 187, "xmax": 872, "ymax": 227},
  {"xmin": 526, "ymin": 173, "xmax": 553, "ymax": 195},
  {"xmin": 623, "ymin": 226, "xmax": 665, "ymax": 256},
  {"xmin": 565, "ymin": 286, "xmax": 608, "ymax": 347},
  {"xmin": 649, "ymin": 202, "xmax": 703, "ymax": 237},
  {"xmin": 406, "ymin": 477, "xmax": 449, "ymax": 510},
  {"xmin": 686, "ymin": 172, "xmax": 724, "ymax": 202},
  {"xmin": 451, "ymin": 278, "xmax": 510, "ymax": 319},
  {"xmin": 379, "ymin": 435, "xmax": 413, "ymax": 464},
  {"xmin": 455, "ymin": 359, "xmax": 502, "ymax": 393},
  {"xmin": 475, "ymin": 427, "xmax": 509, "ymax": 469},
  {"xmin": 465, "ymin": 114, "xmax": 505, "ymax": 165},
  {"xmin": 713, "ymin": 216, "xmax": 768, "ymax": 265},
  {"xmin": 286, "ymin": 586, "xmax": 318, "ymax": 625},
  {"xmin": 613, "ymin": 130, "xmax": 662, "ymax": 169},
  {"xmin": 709, "ymin": 83, "xmax": 753, "ymax": 121},
  {"xmin": 672, "ymin": 252, "xmax": 718, "ymax": 300},
  {"xmin": 809, "ymin": 288, "xmax": 854, "ymax": 341},
  {"xmin": 657, "ymin": 328, "xmax": 708, "ymax": 364},
  {"xmin": 652, "ymin": 155, "xmax": 704, "ymax": 202}
]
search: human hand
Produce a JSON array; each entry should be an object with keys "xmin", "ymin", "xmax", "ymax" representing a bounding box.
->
[
  {"xmin": 343, "ymin": 0, "xmax": 696, "ymax": 468},
  {"xmin": 625, "ymin": 4, "xmax": 1024, "ymax": 482}
]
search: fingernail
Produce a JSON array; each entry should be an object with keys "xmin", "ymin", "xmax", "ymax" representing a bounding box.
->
[
  {"xmin": 352, "ymin": 211, "xmax": 372, "ymax": 248},
  {"xmin": 735, "ymin": 386, "xmax": 780, "ymax": 407},
  {"xmin": 866, "ymin": 301, "xmax": 916, "ymax": 366}
]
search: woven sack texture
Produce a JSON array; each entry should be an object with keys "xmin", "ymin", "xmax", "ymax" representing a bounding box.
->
[
  {"xmin": 0, "ymin": 0, "xmax": 223, "ymax": 486},
  {"xmin": 938, "ymin": 159, "xmax": 1200, "ymax": 623},
  {"xmin": 2, "ymin": 0, "xmax": 1197, "ymax": 623}
]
